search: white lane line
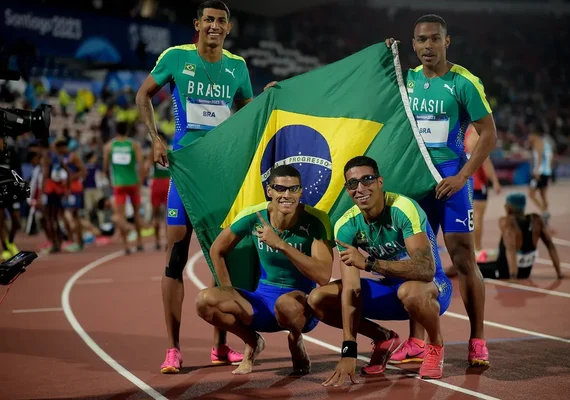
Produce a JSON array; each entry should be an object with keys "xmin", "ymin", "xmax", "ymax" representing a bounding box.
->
[
  {"xmin": 186, "ymin": 251, "xmax": 500, "ymax": 400},
  {"xmin": 76, "ymin": 278, "xmax": 115, "ymax": 285},
  {"xmin": 536, "ymin": 258, "xmax": 570, "ymax": 270},
  {"xmin": 12, "ymin": 307, "xmax": 63, "ymax": 313},
  {"xmin": 553, "ymin": 238, "xmax": 570, "ymax": 247},
  {"xmin": 483, "ymin": 278, "xmax": 570, "ymax": 298},
  {"xmin": 62, "ymin": 250, "xmax": 168, "ymax": 400},
  {"xmin": 444, "ymin": 312, "xmax": 570, "ymax": 344}
]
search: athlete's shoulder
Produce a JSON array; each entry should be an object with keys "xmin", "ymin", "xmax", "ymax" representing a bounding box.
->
[
  {"xmin": 334, "ymin": 205, "xmax": 362, "ymax": 234},
  {"xmin": 450, "ymin": 64, "xmax": 484, "ymax": 86},
  {"xmin": 233, "ymin": 201, "xmax": 269, "ymax": 222},
  {"xmin": 222, "ymin": 49, "xmax": 247, "ymax": 64},
  {"xmin": 157, "ymin": 44, "xmax": 197, "ymax": 62},
  {"xmin": 303, "ymin": 205, "xmax": 332, "ymax": 234},
  {"xmin": 407, "ymin": 65, "xmax": 423, "ymax": 77},
  {"xmin": 385, "ymin": 192, "xmax": 423, "ymax": 216}
]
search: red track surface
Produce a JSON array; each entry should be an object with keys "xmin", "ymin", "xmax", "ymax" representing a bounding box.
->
[{"xmin": 2, "ymin": 182, "xmax": 570, "ymax": 400}]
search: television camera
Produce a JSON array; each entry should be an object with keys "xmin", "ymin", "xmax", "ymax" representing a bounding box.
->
[{"xmin": 0, "ymin": 69, "xmax": 50, "ymax": 286}]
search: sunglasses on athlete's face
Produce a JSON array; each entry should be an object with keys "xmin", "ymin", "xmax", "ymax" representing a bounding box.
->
[
  {"xmin": 344, "ymin": 175, "xmax": 378, "ymax": 191},
  {"xmin": 269, "ymin": 184, "xmax": 302, "ymax": 193}
]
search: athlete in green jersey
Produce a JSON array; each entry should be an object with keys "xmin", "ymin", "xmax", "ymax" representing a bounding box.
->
[
  {"xmin": 135, "ymin": 1, "xmax": 254, "ymax": 373},
  {"xmin": 386, "ymin": 14, "xmax": 497, "ymax": 366},
  {"xmin": 309, "ymin": 156, "xmax": 451, "ymax": 383},
  {"xmin": 196, "ymin": 165, "xmax": 334, "ymax": 375},
  {"xmin": 103, "ymin": 121, "xmax": 144, "ymax": 254}
]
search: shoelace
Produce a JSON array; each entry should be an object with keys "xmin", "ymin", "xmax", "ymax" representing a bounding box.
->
[
  {"xmin": 165, "ymin": 349, "xmax": 179, "ymax": 364},
  {"xmin": 469, "ymin": 341, "xmax": 486, "ymax": 355},
  {"xmin": 423, "ymin": 346, "xmax": 442, "ymax": 369}
]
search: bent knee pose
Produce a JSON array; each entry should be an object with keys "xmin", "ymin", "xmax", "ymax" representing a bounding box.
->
[
  {"xmin": 308, "ymin": 156, "xmax": 452, "ymax": 386},
  {"xmin": 196, "ymin": 165, "xmax": 333, "ymax": 375}
]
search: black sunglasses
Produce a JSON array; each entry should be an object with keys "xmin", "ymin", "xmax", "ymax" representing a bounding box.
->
[
  {"xmin": 269, "ymin": 184, "xmax": 302, "ymax": 193},
  {"xmin": 344, "ymin": 175, "xmax": 378, "ymax": 190}
]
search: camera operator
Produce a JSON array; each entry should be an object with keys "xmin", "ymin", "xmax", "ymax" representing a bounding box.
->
[{"xmin": 0, "ymin": 136, "xmax": 22, "ymax": 261}]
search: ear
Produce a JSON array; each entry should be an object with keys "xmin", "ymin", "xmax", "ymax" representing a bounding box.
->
[
  {"xmin": 377, "ymin": 176, "xmax": 384, "ymax": 187},
  {"xmin": 226, "ymin": 21, "xmax": 233, "ymax": 35},
  {"xmin": 193, "ymin": 18, "xmax": 199, "ymax": 31},
  {"xmin": 266, "ymin": 184, "xmax": 272, "ymax": 199},
  {"xmin": 445, "ymin": 35, "xmax": 451, "ymax": 49}
]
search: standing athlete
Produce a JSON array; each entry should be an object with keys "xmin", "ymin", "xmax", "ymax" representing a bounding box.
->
[
  {"xmin": 135, "ymin": 0, "xmax": 254, "ymax": 373},
  {"xmin": 103, "ymin": 121, "xmax": 144, "ymax": 254},
  {"xmin": 386, "ymin": 14, "xmax": 497, "ymax": 366},
  {"xmin": 528, "ymin": 130, "xmax": 553, "ymax": 224}
]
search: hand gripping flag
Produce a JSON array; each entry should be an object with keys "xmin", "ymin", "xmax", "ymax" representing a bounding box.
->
[{"xmin": 168, "ymin": 43, "xmax": 441, "ymax": 289}]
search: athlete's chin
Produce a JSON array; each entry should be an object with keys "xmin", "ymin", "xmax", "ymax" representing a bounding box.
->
[{"xmin": 277, "ymin": 203, "xmax": 296, "ymax": 214}]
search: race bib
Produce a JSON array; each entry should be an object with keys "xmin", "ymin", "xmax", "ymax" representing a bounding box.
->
[
  {"xmin": 186, "ymin": 98, "xmax": 231, "ymax": 131},
  {"xmin": 51, "ymin": 167, "xmax": 68, "ymax": 182},
  {"xmin": 416, "ymin": 114, "xmax": 450, "ymax": 147},
  {"xmin": 517, "ymin": 250, "xmax": 537, "ymax": 269},
  {"xmin": 112, "ymin": 152, "xmax": 131, "ymax": 165}
]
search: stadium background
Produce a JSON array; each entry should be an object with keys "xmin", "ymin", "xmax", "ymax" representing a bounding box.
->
[
  {"xmin": 1, "ymin": 2, "xmax": 570, "ymax": 400},
  {"xmin": 1, "ymin": 0, "xmax": 569, "ymax": 190}
]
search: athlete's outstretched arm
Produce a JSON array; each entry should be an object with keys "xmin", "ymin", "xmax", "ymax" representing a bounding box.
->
[
  {"xmin": 209, "ymin": 227, "xmax": 244, "ymax": 287},
  {"xmin": 499, "ymin": 216, "xmax": 520, "ymax": 278},
  {"xmin": 339, "ymin": 259, "xmax": 362, "ymax": 342},
  {"xmin": 537, "ymin": 217, "xmax": 562, "ymax": 279}
]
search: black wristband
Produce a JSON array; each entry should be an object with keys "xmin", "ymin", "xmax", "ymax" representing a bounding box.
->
[{"xmin": 341, "ymin": 340, "xmax": 357, "ymax": 358}]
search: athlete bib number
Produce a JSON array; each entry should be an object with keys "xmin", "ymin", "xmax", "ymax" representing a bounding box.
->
[
  {"xmin": 517, "ymin": 250, "xmax": 537, "ymax": 269},
  {"xmin": 112, "ymin": 152, "xmax": 131, "ymax": 165},
  {"xmin": 186, "ymin": 98, "xmax": 231, "ymax": 130},
  {"xmin": 51, "ymin": 167, "xmax": 68, "ymax": 182},
  {"xmin": 416, "ymin": 114, "xmax": 450, "ymax": 147}
]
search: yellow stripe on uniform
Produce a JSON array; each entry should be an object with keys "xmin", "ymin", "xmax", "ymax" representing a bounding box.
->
[
  {"xmin": 152, "ymin": 44, "xmax": 197, "ymax": 69},
  {"xmin": 450, "ymin": 64, "xmax": 492, "ymax": 114},
  {"xmin": 304, "ymin": 205, "xmax": 333, "ymax": 241},
  {"xmin": 385, "ymin": 192, "xmax": 422, "ymax": 234},
  {"xmin": 333, "ymin": 205, "xmax": 361, "ymax": 239},
  {"xmin": 231, "ymin": 201, "xmax": 269, "ymax": 225},
  {"xmin": 222, "ymin": 49, "xmax": 247, "ymax": 63}
]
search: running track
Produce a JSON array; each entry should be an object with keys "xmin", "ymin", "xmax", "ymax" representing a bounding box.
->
[{"xmin": 1, "ymin": 181, "xmax": 570, "ymax": 399}]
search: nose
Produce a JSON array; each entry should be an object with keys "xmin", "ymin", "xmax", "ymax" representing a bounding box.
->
[{"xmin": 211, "ymin": 20, "xmax": 219, "ymax": 29}]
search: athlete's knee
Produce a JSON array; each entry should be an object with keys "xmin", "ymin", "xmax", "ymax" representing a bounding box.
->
[
  {"xmin": 164, "ymin": 226, "xmax": 192, "ymax": 281},
  {"xmin": 195, "ymin": 288, "xmax": 221, "ymax": 320},
  {"xmin": 445, "ymin": 233, "xmax": 477, "ymax": 276},
  {"xmin": 274, "ymin": 292, "xmax": 307, "ymax": 328},
  {"xmin": 397, "ymin": 282, "xmax": 432, "ymax": 313}
]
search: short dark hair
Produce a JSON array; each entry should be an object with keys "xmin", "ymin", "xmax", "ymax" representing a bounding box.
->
[
  {"xmin": 414, "ymin": 14, "xmax": 448, "ymax": 35},
  {"xmin": 344, "ymin": 156, "xmax": 380, "ymax": 177},
  {"xmin": 268, "ymin": 164, "xmax": 301, "ymax": 185},
  {"xmin": 197, "ymin": 0, "xmax": 230, "ymax": 20},
  {"xmin": 116, "ymin": 121, "xmax": 129, "ymax": 136}
]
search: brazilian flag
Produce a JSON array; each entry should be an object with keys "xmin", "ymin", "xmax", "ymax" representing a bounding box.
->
[{"xmin": 168, "ymin": 43, "xmax": 441, "ymax": 289}]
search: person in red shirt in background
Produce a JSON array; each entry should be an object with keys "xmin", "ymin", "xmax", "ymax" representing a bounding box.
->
[{"xmin": 464, "ymin": 124, "xmax": 501, "ymax": 262}]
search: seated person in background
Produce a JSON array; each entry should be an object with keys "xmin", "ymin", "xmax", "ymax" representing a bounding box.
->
[{"xmin": 447, "ymin": 193, "xmax": 562, "ymax": 280}]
